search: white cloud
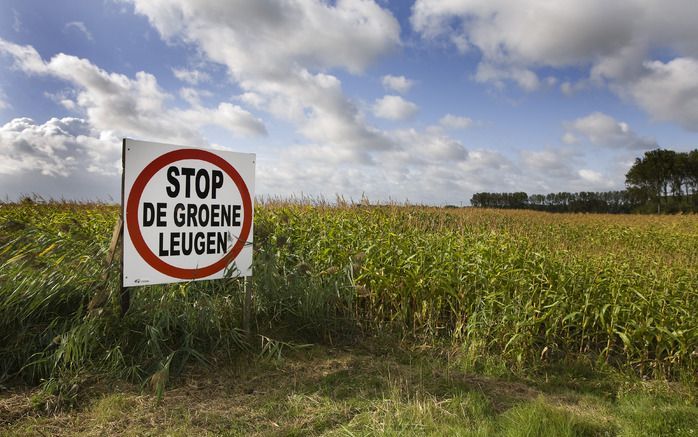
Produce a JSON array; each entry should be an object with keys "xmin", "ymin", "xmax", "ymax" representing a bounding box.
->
[
  {"xmin": 265, "ymin": 70, "xmax": 393, "ymax": 151},
  {"xmin": 411, "ymin": 0, "xmax": 698, "ymax": 129},
  {"xmin": 0, "ymin": 118, "xmax": 123, "ymax": 200},
  {"xmin": 382, "ymin": 75, "xmax": 415, "ymax": 94},
  {"xmin": 172, "ymin": 67, "xmax": 210, "ymax": 85},
  {"xmin": 373, "ymin": 95, "xmax": 418, "ymax": 120},
  {"xmin": 176, "ymin": 102, "xmax": 268, "ymax": 138},
  {"xmin": 0, "ymin": 3, "xmax": 653, "ymax": 203},
  {"xmin": 129, "ymin": 0, "xmax": 400, "ymax": 153},
  {"xmin": 0, "ymin": 117, "xmax": 119, "ymax": 177},
  {"xmin": 64, "ymin": 21, "xmax": 94, "ymax": 42},
  {"xmin": 258, "ymin": 136, "xmax": 503, "ymax": 205},
  {"xmin": 519, "ymin": 147, "xmax": 617, "ymax": 191},
  {"xmin": 412, "ymin": 0, "xmax": 645, "ymax": 67},
  {"xmin": 0, "ymin": 113, "xmax": 627, "ymax": 203},
  {"xmin": 133, "ymin": 0, "xmax": 400, "ymax": 76},
  {"xmin": 624, "ymin": 58, "xmax": 698, "ymax": 131},
  {"xmin": 521, "ymin": 149, "xmax": 576, "ymax": 178},
  {"xmin": 391, "ymin": 128, "xmax": 468, "ymax": 162},
  {"xmin": 280, "ymin": 143, "xmax": 373, "ymax": 166},
  {"xmin": 439, "ymin": 114, "xmax": 473, "ymax": 130},
  {"xmin": 252, "ymin": 118, "xmax": 521, "ymax": 204},
  {"xmin": 564, "ymin": 112, "xmax": 656, "ymax": 149},
  {"xmin": 44, "ymin": 90, "xmax": 79, "ymax": 110},
  {"xmin": 578, "ymin": 169, "xmax": 604, "ymax": 184},
  {"xmin": 0, "ymin": 38, "xmax": 266, "ymax": 143},
  {"xmin": 0, "ymin": 38, "xmax": 46, "ymax": 73},
  {"xmin": 236, "ymin": 92, "xmax": 265, "ymax": 108}
]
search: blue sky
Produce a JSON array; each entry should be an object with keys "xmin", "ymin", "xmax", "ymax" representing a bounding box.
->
[{"xmin": 1, "ymin": 0, "xmax": 697, "ymax": 204}]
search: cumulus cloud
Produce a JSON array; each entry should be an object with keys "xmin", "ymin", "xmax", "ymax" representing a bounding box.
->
[
  {"xmin": 0, "ymin": 3, "xmax": 646, "ymax": 203},
  {"xmin": 0, "ymin": 38, "xmax": 266, "ymax": 143},
  {"xmin": 254, "ymin": 117, "xmax": 621, "ymax": 205},
  {"xmin": 129, "ymin": 0, "xmax": 400, "ymax": 153},
  {"xmin": 382, "ymin": 75, "xmax": 415, "ymax": 94},
  {"xmin": 259, "ymin": 137, "xmax": 505, "ymax": 205},
  {"xmin": 624, "ymin": 58, "xmax": 698, "ymax": 131},
  {"xmin": 0, "ymin": 37, "xmax": 270, "ymax": 200},
  {"xmin": 564, "ymin": 112, "xmax": 656, "ymax": 150},
  {"xmin": 249, "ymin": 114, "xmax": 522, "ymax": 204},
  {"xmin": 112, "ymin": 1, "xmax": 522, "ymax": 202},
  {"xmin": 0, "ymin": 38, "xmax": 46, "ymax": 73},
  {"xmin": 236, "ymin": 92, "xmax": 265, "ymax": 109},
  {"xmin": 0, "ymin": 118, "xmax": 120, "ymax": 200},
  {"xmin": 412, "ymin": 0, "xmax": 644, "ymax": 67},
  {"xmin": 373, "ymin": 95, "xmax": 418, "ymax": 120},
  {"xmin": 133, "ymin": 0, "xmax": 400, "ymax": 75},
  {"xmin": 411, "ymin": 0, "xmax": 698, "ymax": 130},
  {"xmin": 0, "ymin": 117, "xmax": 119, "ymax": 177}
]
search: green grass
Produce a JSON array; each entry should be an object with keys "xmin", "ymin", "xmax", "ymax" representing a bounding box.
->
[{"xmin": 2, "ymin": 345, "xmax": 696, "ymax": 436}]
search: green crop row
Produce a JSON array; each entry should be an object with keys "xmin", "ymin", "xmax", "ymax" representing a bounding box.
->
[
  {"xmin": 255, "ymin": 204, "xmax": 698, "ymax": 379},
  {"xmin": 1, "ymin": 202, "xmax": 696, "ymax": 391}
]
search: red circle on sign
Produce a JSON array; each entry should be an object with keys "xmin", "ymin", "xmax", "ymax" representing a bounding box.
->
[{"xmin": 126, "ymin": 148, "xmax": 252, "ymax": 279}]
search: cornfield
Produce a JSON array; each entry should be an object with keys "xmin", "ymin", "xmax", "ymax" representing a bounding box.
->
[{"xmin": 1, "ymin": 201, "xmax": 697, "ymax": 391}]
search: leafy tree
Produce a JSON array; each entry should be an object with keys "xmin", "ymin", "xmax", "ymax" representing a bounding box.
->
[
  {"xmin": 470, "ymin": 148, "xmax": 698, "ymax": 213},
  {"xmin": 624, "ymin": 148, "xmax": 696, "ymax": 213}
]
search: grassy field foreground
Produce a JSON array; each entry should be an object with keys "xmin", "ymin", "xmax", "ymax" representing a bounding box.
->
[
  {"xmin": 1, "ymin": 201, "xmax": 697, "ymax": 435},
  {"xmin": 3, "ymin": 344, "xmax": 698, "ymax": 436}
]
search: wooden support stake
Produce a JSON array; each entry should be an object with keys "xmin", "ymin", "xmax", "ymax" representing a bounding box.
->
[
  {"xmin": 88, "ymin": 216, "xmax": 125, "ymax": 314},
  {"xmin": 109, "ymin": 218, "xmax": 130, "ymax": 318},
  {"xmin": 105, "ymin": 216, "xmax": 123, "ymax": 270}
]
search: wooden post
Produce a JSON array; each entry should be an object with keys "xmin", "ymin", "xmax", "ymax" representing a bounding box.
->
[
  {"xmin": 88, "ymin": 216, "xmax": 125, "ymax": 314},
  {"xmin": 89, "ymin": 138, "xmax": 131, "ymax": 317},
  {"xmin": 105, "ymin": 216, "xmax": 123, "ymax": 271},
  {"xmin": 105, "ymin": 216, "xmax": 130, "ymax": 317}
]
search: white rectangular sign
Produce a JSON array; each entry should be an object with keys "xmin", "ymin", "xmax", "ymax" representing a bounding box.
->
[{"xmin": 121, "ymin": 139, "xmax": 254, "ymax": 286}]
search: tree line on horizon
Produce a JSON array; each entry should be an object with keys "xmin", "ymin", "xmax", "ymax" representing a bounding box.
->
[{"xmin": 470, "ymin": 149, "xmax": 698, "ymax": 213}]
